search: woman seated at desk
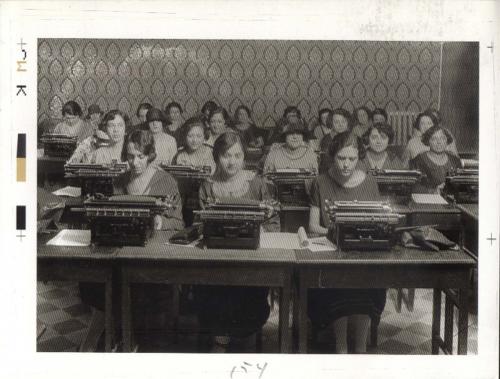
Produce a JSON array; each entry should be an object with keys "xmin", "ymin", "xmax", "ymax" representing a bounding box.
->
[
  {"xmin": 195, "ymin": 131, "xmax": 276, "ymax": 352},
  {"xmin": 53, "ymin": 100, "xmax": 93, "ymax": 143},
  {"xmin": 308, "ymin": 131, "xmax": 386, "ymax": 354},
  {"xmin": 312, "ymin": 108, "xmax": 333, "ymax": 144},
  {"xmin": 145, "ymin": 108, "xmax": 178, "ymax": 166},
  {"xmin": 91, "ymin": 110, "xmax": 128, "ymax": 164},
  {"xmin": 172, "ymin": 117, "xmax": 215, "ymax": 226},
  {"xmin": 360, "ymin": 122, "xmax": 406, "ymax": 170},
  {"xmin": 233, "ymin": 105, "xmax": 266, "ymax": 150},
  {"xmin": 263, "ymin": 122, "xmax": 318, "ymax": 173},
  {"xmin": 351, "ymin": 106, "xmax": 373, "ymax": 139},
  {"xmin": 205, "ymin": 106, "xmax": 232, "ymax": 147},
  {"xmin": 410, "ymin": 125, "xmax": 462, "ymax": 194},
  {"xmin": 318, "ymin": 108, "xmax": 352, "ymax": 173},
  {"xmin": 165, "ymin": 101, "xmax": 184, "ymax": 146},
  {"xmin": 402, "ymin": 111, "xmax": 458, "ymax": 166}
]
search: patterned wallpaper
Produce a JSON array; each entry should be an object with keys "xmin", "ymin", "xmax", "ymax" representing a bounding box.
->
[{"xmin": 38, "ymin": 39, "xmax": 441, "ymax": 127}]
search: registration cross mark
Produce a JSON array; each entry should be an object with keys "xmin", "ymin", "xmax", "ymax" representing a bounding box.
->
[{"xmin": 486, "ymin": 233, "xmax": 496, "ymax": 246}]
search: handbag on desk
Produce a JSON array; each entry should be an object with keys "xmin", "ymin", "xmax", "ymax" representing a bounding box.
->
[{"xmin": 401, "ymin": 226, "xmax": 457, "ymax": 251}]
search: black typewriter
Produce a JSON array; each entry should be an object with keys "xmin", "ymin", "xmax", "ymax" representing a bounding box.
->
[
  {"xmin": 442, "ymin": 168, "xmax": 478, "ymax": 204},
  {"xmin": 159, "ymin": 164, "xmax": 212, "ymax": 180},
  {"xmin": 368, "ymin": 169, "xmax": 423, "ymax": 204},
  {"xmin": 80, "ymin": 194, "xmax": 174, "ymax": 246},
  {"xmin": 40, "ymin": 133, "xmax": 78, "ymax": 158},
  {"xmin": 64, "ymin": 160, "xmax": 128, "ymax": 197},
  {"xmin": 265, "ymin": 168, "xmax": 317, "ymax": 206},
  {"xmin": 325, "ymin": 200, "xmax": 403, "ymax": 251},
  {"xmin": 194, "ymin": 198, "xmax": 276, "ymax": 249}
]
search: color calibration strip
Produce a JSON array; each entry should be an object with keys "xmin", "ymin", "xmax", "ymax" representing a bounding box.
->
[
  {"xmin": 16, "ymin": 133, "xmax": 26, "ymax": 182},
  {"xmin": 16, "ymin": 205, "xmax": 26, "ymax": 241}
]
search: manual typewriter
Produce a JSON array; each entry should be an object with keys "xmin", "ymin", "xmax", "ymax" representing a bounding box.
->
[
  {"xmin": 368, "ymin": 169, "xmax": 423, "ymax": 204},
  {"xmin": 64, "ymin": 160, "xmax": 128, "ymax": 197},
  {"xmin": 442, "ymin": 168, "xmax": 479, "ymax": 204},
  {"xmin": 79, "ymin": 194, "xmax": 174, "ymax": 246},
  {"xmin": 325, "ymin": 200, "xmax": 403, "ymax": 251},
  {"xmin": 159, "ymin": 164, "xmax": 212, "ymax": 180},
  {"xmin": 265, "ymin": 168, "xmax": 317, "ymax": 206},
  {"xmin": 40, "ymin": 134, "xmax": 78, "ymax": 158},
  {"xmin": 194, "ymin": 198, "xmax": 276, "ymax": 249}
]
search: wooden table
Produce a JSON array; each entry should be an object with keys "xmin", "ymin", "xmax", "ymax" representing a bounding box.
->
[
  {"xmin": 294, "ymin": 246, "xmax": 476, "ymax": 354},
  {"xmin": 456, "ymin": 204, "xmax": 478, "ymax": 258},
  {"xmin": 119, "ymin": 231, "xmax": 295, "ymax": 353},
  {"xmin": 37, "ymin": 235, "xmax": 117, "ymax": 351}
]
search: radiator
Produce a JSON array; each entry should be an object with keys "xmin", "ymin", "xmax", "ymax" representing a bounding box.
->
[{"xmin": 388, "ymin": 111, "xmax": 417, "ymax": 146}]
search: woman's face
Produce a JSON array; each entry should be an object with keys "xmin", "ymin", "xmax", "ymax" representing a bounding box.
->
[
  {"xmin": 218, "ymin": 142, "xmax": 244, "ymax": 178},
  {"xmin": 186, "ymin": 125, "xmax": 205, "ymax": 151},
  {"xmin": 286, "ymin": 111, "xmax": 299, "ymax": 125},
  {"xmin": 138, "ymin": 108, "xmax": 149, "ymax": 123},
  {"xmin": 332, "ymin": 114, "xmax": 349, "ymax": 134},
  {"xmin": 127, "ymin": 142, "xmax": 149, "ymax": 175},
  {"xmin": 64, "ymin": 113, "xmax": 80, "ymax": 126},
  {"xmin": 285, "ymin": 132, "xmax": 304, "ymax": 150},
  {"xmin": 237, "ymin": 108, "xmax": 250, "ymax": 124},
  {"xmin": 373, "ymin": 113, "xmax": 386, "ymax": 124},
  {"xmin": 419, "ymin": 115, "xmax": 434, "ymax": 134},
  {"xmin": 210, "ymin": 113, "xmax": 226, "ymax": 135},
  {"xmin": 148, "ymin": 120, "xmax": 163, "ymax": 134},
  {"xmin": 106, "ymin": 115, "xmax": 126, "ymax": 143},
  {"xmin": 334, "ymin": 145, "xmax": 359, "ymax": 177},
  {"xmin": 368, "ymin": 128, "xmax": 389, "ymax": 153},
  {"xmin": 357, "ymin": 109, "xmax": 370, "ymax": 126},
  {"xmin": 169, "ymin": 107, "xmax": 182, "ymax": 122},
  {"xmin": 320, "ymin": 112, "xmax": 330, "ymax": 126},
  {"xmin": 429, "ymin": 130, "xmax": 448, "ymax": 153}
]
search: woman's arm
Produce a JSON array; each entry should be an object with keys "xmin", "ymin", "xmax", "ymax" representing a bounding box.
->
[{"xmin": 309, "ymin": 206, "xmax": 328, "ymax": 235}]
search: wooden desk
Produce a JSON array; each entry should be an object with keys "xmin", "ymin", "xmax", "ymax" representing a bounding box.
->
[
  {"xmin": 119, "ymin": 231, "xmax": 295, "ymax": 353},
  {"xmin": 37, "ymin": 235, "xmax": 117, "ymax": 351},
  {"xmin": 456, "ymin": 204, "xmax": 478, "ymax": 258},
  {"xmin": 294, "ymin": 247, "xmax": 475, "ymax": 354}
]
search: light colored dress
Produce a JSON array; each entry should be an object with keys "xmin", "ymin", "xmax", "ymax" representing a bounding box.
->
[
  {"xmin": 402, "ymin": 129, "xmax": 459, "ymax": 166},
  {"xmin": 53, "ymin": 119, "xmax": 93, "ymax": 143},
  {"xmin": 152, "ymin": 133, "xmax": 177, "ymax": 165},
  {"xmin": 263, "ymin": 144, "xmax": 318, "ymax": 173}
]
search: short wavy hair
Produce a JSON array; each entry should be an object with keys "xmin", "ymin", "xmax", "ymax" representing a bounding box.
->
[
  {"xmin": 421, "ymin": 126, "xmax": 454, "ymax": 146},
  {"xmin": 136, "ymin": 102, "xmax": 153, "ymax": 118},
  {"xmin": 372, "ymin": 107, "xmax": 388, "ymax": 122},
  {"xmin": 413, "ymin": 111, "xmax": 439, "ymax": 132},
  {"xmin": 121, "ymin": 129, "xmax": 157, "ymax": 163},
  {"xmin": 180, "ymin": 116, "xmax": 210, "ymax": 147},
  {"xmin": 328, "ymin": 131, "xmax": 366, "ymax": 160},
  {"xmin": 98, "ymin": 109, "xmax": 130, "ymax": 132},
  {"xmin": 208, "ymin": 106, "xmax": 232, "ymax": 128},
  {"xmin": 212, "ymin": 131, "xmax": 245, "ymax": 163},
  {"xmin": 62, "ymin": 101, "xmax": 83, "ymax": 117},
  {"xmin": 363, "ymin": 122, "xmax": 395, "ymax": 145},
  {"xmin": 327, "ymin": 108, "xmax": 353, "ymax": 130}
]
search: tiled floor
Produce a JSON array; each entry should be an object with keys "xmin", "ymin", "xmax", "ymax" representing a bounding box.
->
[{"xmin": 37, "ymin": 282, "xmax": 477, "ymax": 354}]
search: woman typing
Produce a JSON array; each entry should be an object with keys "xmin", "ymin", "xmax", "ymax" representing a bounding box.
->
[{"xmin": 308, "ymin": 131, "xmax": 386, "ymax": 354}]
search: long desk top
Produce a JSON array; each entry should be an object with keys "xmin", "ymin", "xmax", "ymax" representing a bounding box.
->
[
  {"xmin": 37, "ymin": 233, "xmax": 118, "ymax": 260},
  {"xmin": 456, "ymin": 204, "xmax": 478, "ymax": 221}
]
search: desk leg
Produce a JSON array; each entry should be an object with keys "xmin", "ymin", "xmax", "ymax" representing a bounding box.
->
[
  {"xmin": 298, "ymin": 276, "xmax": 308, "ymax": 354},
  {"xmin": 444, "ymin": 295, "xmax": 454, "ymax": 353},
  {"xmin": 279, "ymin": 273, "xmax": 291, "ymax": 353},
  {"xmin": 121, "ymin": 272, "xmax": 131, "ymax": 352},
  {"xmin": 431, "ymin": 289, "xmax": 442, "ymax": 355},
  {"xmin": 457, "ymin": 288, "xmax": 469, "ymax": 355},
  {"xmin": 105, "ymin": 280, "xmax": 113, "ymax": 352}
]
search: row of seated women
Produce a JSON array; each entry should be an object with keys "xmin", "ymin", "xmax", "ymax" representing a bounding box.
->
[{"xmin": 75, "ymin": 106, "xmax": 462, "ymax": 352}]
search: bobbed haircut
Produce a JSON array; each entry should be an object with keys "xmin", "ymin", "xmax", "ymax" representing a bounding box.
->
[
  {"xmin": 99, "ymin": 109, "xmax": 130, "ymax": 132},
  {"xmin": 372, "ymin": 108, "xmax": 388, "ymax": 121},
  {"xmin": 363, "ymin": 122, "xmax": 395, "ymax": 145},
  {"xmin": 165, "ymin": 101, "xmax": 183, "ymax": 115},
  {"xmin": 353, "ymin": 106, "xmax": 373, "ymax": 124},
  {"xmin": 328, "ymin": 131, "xmax": 366, "ymax": 160},
  {"xmin": 121, "ymin": 129, "xmax": 157, "ymax": 164},
  {"xmin": 212, "ymin": 131, "xmax": 245, "ymax": 163},
  {"xmin": 201, "ymin": 100, "xmax": 218, "ymax": 115},
  {"xmin": 234, "ymin": 105, "xmax": 253, "ymax": 122},
  {"xmin": 181, "ymin": 116, "xmax": 210, "ymax": 147},
  {"xmin": 421, "ymin": 126, "xmax": 454, "ymax": 146},
  {"xmin": 136, "ymin": 103, "xmax": 153, "ymax": 118},
  {"xmin": 283, "ymin": 106, "xmax": 301, "ymax": 118},
  {"xmin": 208, "ymin": 106, "xmax": 231, "ymax": 127},
  {"xmin": 413, "ymin": 111, "xmax": 439, "ymax": 131},
  {"xmin": 61, "ymin": 101, "xmax": 83, "ymax": 117},
  {"xmin": 327, "ymin": 108, "xmax": 353, "ymax": 130}
]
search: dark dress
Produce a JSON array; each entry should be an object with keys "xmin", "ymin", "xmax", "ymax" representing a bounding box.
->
[
  {"xmin": 308, "ymin": 169, "xmax": 387, "ymax": 326},
  {"xmin": 359, "ymin": 151, "xmax": 407, "ymax": 171},
  {"xmin": 194, "ymin": 172, "xmax": 274, "ymax": 338},
  {"xmin": 410, "ymin": 151, "xmax": 462, "ymax": 193}
]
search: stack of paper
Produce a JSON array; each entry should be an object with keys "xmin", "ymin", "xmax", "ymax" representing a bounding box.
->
[
  {"xmin": 411, "ymin": 193, "xmax": 448, "ymax": 205},
  {"xmin": 52, "ymin": 186, "xmax": 82, "ymax": 197},
  {"xmin": 46, "ymin": 229, "xmax": 91, "ymax": 246}
]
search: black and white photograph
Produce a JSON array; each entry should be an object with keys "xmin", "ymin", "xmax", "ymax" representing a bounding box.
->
[
  {"xmin": 36, "ymin": 38, "xmax": 479, "ymax": 355},
  {"xmin": 0, "ymin": 2, "xmax": 497, "ymax": 379}
]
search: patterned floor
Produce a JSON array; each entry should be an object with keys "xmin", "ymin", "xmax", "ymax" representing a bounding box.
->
[{"xmin": 37, "ymin": 282, "xmax": 477, "ymax": 354}]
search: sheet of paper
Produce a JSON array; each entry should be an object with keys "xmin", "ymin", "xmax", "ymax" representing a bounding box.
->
[
  {"xmin": 52, "ymin": 186, "xmax": 82, "ymax": 197},
  {"xmin": 308, "ymin": 236, "xmax": 337, "ymax": 252},
  {"xmin": 46, "ymin": 229, "xmax": 91, "ymax": 246},
  {"xmin": 411, "ymin": 193, "xmax": 448, "ymax": 205},
  {"xmin": 260, "ymin": 232, "xmax": 302, "ymax": 249}
]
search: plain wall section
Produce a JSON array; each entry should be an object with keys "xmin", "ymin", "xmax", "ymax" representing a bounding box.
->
[{"xmin": 439, "ymin": 42, "xmax": 479, "ymax": 153}]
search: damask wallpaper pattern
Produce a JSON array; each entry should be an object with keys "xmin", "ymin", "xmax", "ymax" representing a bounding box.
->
[{"xmin": 37, "ymin": 39, "xmax": 441, "ymax": 126}]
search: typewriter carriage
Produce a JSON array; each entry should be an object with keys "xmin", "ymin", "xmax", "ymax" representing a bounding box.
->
[
  {"xmin": 41, "ymin": 134, "xmax": 78, "ymax": 158},
  {"xmin": 265, "ymin": 168, "xmax": 316, "ymax": 206},
  {"xmin": 368, "ymin": 169, "xmax": 423, "ymax": 205},
  {"xmin": 442, "ymin": 168, "xmax": 479, "ymax": 204}
]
